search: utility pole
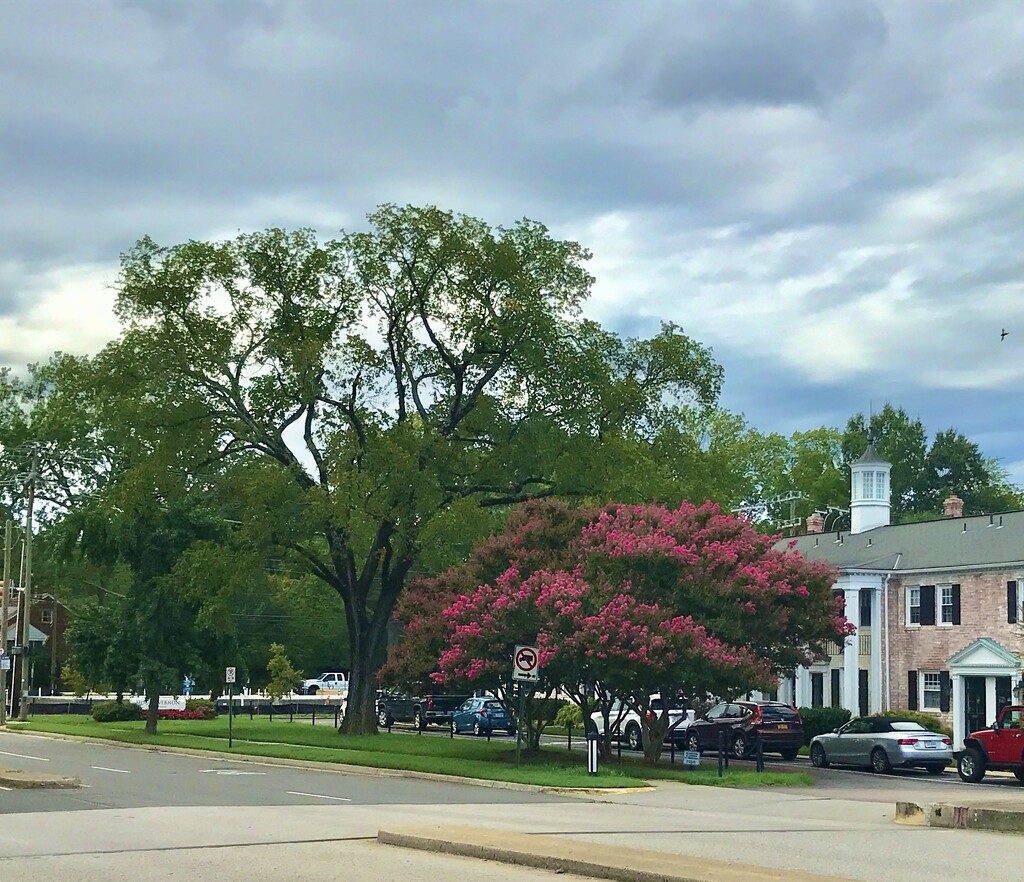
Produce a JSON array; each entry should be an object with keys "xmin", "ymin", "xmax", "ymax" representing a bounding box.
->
[
  {"xmin": 17, "ymin": 449, "xmax": 38, "ymax": 721},
  {"xmin": 1, "ymin": 520, "xmax": 11, "ymax": 725},
  {"xmin": 50, "ymin": 590, "xmax": 58, "ymax": 696}
]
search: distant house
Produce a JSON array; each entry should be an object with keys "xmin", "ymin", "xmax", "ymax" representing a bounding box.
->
[
  {"xmin": 775, "ymin": 446, "xmax": 1024, "ymax": 749},
  {"xmin": 1, "ymin": 583, "xmax": 70, "ymax": 691}
]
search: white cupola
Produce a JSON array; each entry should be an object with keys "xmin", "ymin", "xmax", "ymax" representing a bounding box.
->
[{"xmin": 850, "ymin": 443, "xmax": 892, "ymax": 534}]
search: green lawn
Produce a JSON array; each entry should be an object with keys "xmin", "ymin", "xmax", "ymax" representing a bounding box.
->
[{"xmin": 9, "ymin": 716, "xmax": 813, "ymax": 789}]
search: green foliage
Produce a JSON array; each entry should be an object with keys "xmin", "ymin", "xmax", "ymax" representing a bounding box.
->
[
  {"xmin": 60, "ymin": 664, "xmax": 109, "ymax": 697},
  {"xmin": 554, "ymin": 702, "xmax": 584, "ymax": 730},
  {"xmin": 798, "ymin": 706, "xmax": 851, "ymax": 744},
  {"xmin": 873, "ymin": 709, "xmax": 951, "ymax": 737},
  {"xmin": 266, "ymin": 643, "xmax": 302, "ymax": 700},
  {"xmin": 184, "ymin": 698, "xmax": 217, "ymax": 719},
  {"xmin": 91, "ymin": 700, "xmax": 144, "ymax": 722}
]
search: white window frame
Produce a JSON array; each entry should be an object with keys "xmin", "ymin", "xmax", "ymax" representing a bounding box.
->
[
  {"xmin": 921, "ymin": 671, "xmax": 942, "ymax": 712},
  {"xmin": 939, "ymin": 584, "xmax": 954, "ymax": 625},
  {"xmin": 907, "ymin": 587, "xmax": 921, "ymax": 626},
  {"xmin": 41, "ymin": 608, "xmax": 53, "ymax": 625}
]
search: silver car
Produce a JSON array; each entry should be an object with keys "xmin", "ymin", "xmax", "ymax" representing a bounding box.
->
[{"xmin": 810, "ymin": 717, "xmax": 952, "ymax": 774}]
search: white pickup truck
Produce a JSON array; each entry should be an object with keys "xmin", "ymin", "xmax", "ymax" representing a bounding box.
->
[
  {"xmin": 300, "ymin": 672, "xmax": 349, "ymax": 695},
  {"xmin": 591, "ymin": 694, "xmax": 695, "ymax": 751}
]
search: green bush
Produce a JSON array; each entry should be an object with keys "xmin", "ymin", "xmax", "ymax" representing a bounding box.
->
[
  {"xmin": 554, "ymin": 702, "xmax": 584, "ymax": 730},
  {"xmin": 872, "ymin": 709, "xmax": 951, "ymax": 737},
  {"xmin": 798, "ymin": 706, "xmax": 851, "ymax": 744},
  {"xmin": 184, "ymin": 698, "xmax": 218, "ymax": 719},
  {"xmin": 91, "ymin": 700, "xmax": 144, "ymax": 723}
]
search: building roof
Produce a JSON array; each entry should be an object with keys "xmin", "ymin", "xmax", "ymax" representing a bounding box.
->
[
  {"xmin": 784, "ymin": 510, "xmax": 1024, "ymax": 574},
  {"xmin": 853, "ymin": 443, "xmax": 889, "ymax": 466}
]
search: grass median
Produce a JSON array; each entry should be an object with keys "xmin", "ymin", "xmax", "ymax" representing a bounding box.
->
[{"xmin": 10, "ymin": 716, "xmax": 813, "ymax": 789}]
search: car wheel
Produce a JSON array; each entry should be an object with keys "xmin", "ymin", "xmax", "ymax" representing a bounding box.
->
[
  {"xmin": 307, "ymin": 686, "xmax": 318, "ymax": 696},
  {"xmin": 1013, "ymin": 768, "xmax": 1024, "ymax": 784},
  {"xmin": 451, "ymin": 719, "xmax": 458, "ymax": 735},
  {"xmin": 506, "ymin": 728, "xmax": 516, "ymax": 737},
  {"xmin": 779, "ymin": 749, "xmax": 799, "ymax": 761},
  {"xmin": 625, "ymin": 723, "xmax": 643, "ymax": 751},
  {"xmin": 686, "ymin": 732, "xmax": 701, "ymax": 754},
  {"xmin": 377, "ymin": 709, "xmax": 391, "ymax": 728},
  {"xmin": 957, "ymin": 749, "xmax": 986, "ymax": 783},
  {"xmin": 473, "ymin": 720, "xmax": 483, "ymax": 736},
  {"xmin": 414, "ymin": 710, "xmax": 425, "ymax": 731},
  {"xmin": 925, "ymin": 764, "xmax": 946, "ymax": 775},
  {"xmin": 809, "ymin": 743, "xmax": 829, "ymax": 769},
  {"xmin": 871, "ymin": 747, "xmax": 893, "ymax": 774},
  {"xmin": 732, "ymin": 733, "xmax": 749, "ymax": 760}
]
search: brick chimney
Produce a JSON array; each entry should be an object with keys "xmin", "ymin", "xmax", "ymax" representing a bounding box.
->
[
  {"xmin": 943, "ymin": 495, "xmax": 964, "ymax": 518},
  {"xmin": 806, "ymin": 512, "xmax": 825, "ymax": 534}
]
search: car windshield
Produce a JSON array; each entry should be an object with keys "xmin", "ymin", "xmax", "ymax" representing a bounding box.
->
[
  {"xmin": 889, "ymin": 721, "xmax": 928, "ymax": 732},
  {"xmin": 651, "ymin": 696, "xmax": 685, "ymax": 711},
  {"xmin": 484, "ymin": 701, "xmax": 505, "ymax": 710},
  {"xmin": 759, "ymin": 705, "xmax": 799, "ymax": 721}
]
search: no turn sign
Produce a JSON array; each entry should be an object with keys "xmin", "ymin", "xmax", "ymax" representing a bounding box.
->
[{"xmin": 512, "ymin": 644, "xmax": 540, "ymax": 682}]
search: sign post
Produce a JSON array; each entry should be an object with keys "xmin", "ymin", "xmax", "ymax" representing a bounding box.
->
[
  {"xmin": 511, "ymin": 645, "xmax": 540, "ymax": 768},
  {"xmin": 225, "ymin": 667, "xmax": 236, "ymax": 748},
  {"xmin": 0, "ymin": 650, "xmax": 8, "ymax": 727}
]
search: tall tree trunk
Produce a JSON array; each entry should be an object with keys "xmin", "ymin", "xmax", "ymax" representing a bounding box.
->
[
  {"xmin": 340, "ymin": 645, "xmax": 379, "ymax": 734},
  {"xmin": 145, "ymin": 688, "xmax": 160, "ymax": 735}
]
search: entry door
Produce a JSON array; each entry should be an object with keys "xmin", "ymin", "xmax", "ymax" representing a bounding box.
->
[{"xmin": 964, "ymin": 676, "xmax": 987, "ymax": 735}]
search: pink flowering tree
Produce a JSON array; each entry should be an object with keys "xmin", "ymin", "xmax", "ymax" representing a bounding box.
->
[{"xmin": 390, "ymin": 499, "xmax": 846, "ymax": 763}]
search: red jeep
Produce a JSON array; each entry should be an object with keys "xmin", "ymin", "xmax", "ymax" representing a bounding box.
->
[{"xmin": 957, "ymin": 705, "xmax": 1024, "ymax": 783}]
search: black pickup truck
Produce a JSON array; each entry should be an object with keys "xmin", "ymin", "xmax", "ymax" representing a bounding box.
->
[{"xmin": 412, "ymin": 693, "xmax": 469, "ymax": 730}]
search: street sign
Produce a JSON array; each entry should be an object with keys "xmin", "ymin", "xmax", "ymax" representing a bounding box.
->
[
  {"xmin": 512, "ymin": 644, "xmax": 539, "ymax": 682},
  {"xmin": 682, "ymin": 750, "xmax": 701, "ymax": 766},
  {"xmin": 0, "ymin": 657, "xmax": 10, "ymax": 671},
  {"xmin": 225, "ymin": 666, "xmax": 236, "ymax": 684}
]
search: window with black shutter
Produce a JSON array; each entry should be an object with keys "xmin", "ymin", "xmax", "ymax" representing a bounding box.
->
[
  {"xmin": 811, "ymin": 672, "xmax": 824, "ymax": 708},
  {"xmin": 919, "ymin": 585, "xmax": 936, "ymax": 625},
  {"xmin": 952, "ymin": 584, "xmax": 961, "ymax": 625},
  {"xmin": 830, "ymin": 669, "xmax": 841, "ymax": 707},
  {"xmin": 1008, "ymin": 582, "xmax": 1018, "ymax": 624},
  {"xmin": 908, "ymin": 670, "xmax": 919, "ymax": 711}
]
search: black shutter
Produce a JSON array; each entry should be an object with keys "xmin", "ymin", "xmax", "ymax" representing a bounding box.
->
[
  {"xmin": 939, "ymin": 671, "xmax": 951, "ymax": 713},
  {"xmin": 919, "ymin": 585, "xmax": 936, "ymax": 626},
  {"xmin": 908, "ymin": 670, "xmax": 919, "ymax": 711},
  {"xmin": 952, "ymin": 584, "xmax": 961, "ymax": 625},
  {"xmin": 830, "ymin": 669, "xmax": 841, "ymax": 707},
  {"xmin": 1008, "ymin": 582, "xmax": 1018, "ymax": 624}
]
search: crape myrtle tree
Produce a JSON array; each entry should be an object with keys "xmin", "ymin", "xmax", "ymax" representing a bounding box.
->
[
  {"xmin": 413, "ymin": 499, "xmax": 846, "ymax": 763},
  {"xmin": 113, "ymin": 204, "xmax": 724, "ymax": 733}
]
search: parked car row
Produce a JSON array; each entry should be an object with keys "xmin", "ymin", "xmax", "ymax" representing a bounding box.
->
[
  {"xmin": 375, "ymin": 689, "xmax": 471, "ymax": 731},
  {"xmin": 809, "ymin": 717, "xmax": 952, "ymax": 774}
]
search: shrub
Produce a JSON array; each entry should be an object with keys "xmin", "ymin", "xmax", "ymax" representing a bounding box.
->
[
  {"xmin": 798, "ymin": 706, "xmax": 852, "ymax": 744},
  {"xmin": 554, "ymin": 702, "xmax": 584, "ymax": 730},
  {"xmin": 91, "ymin": 700, "xmax": 144, "ymax": 723},
  {"xmin": 872, "ymin": 709, "xmax": 951, "ymax": 737},
  {"xmin": 267, "ymin": 643, "xmax": 302, "ymax": 700},
  {"xmin": 158, "ymin": 709, "xmax": 209, "ymax": 720},
  {"xmin": 184, "ymin": 698, "xmax": 217, "ymax": 719}
]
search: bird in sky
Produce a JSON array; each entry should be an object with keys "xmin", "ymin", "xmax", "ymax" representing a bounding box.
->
[{"xmin": 1001, "ymin": 328, "xmax": 1008, "ymax": 341}]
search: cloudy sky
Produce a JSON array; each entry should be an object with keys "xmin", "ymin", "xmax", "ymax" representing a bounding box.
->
[{"xmin": 3, "ymin": 1, "xmax": 1024, "ymax": 482}]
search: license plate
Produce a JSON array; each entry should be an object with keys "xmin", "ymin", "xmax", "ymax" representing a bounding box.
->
[
  {"xmin": 923, "ymin": 742, "xmax": 939, "ymax": 749},
  {"xmin": 777, "ymin": 724, "xmax": 789, "ymax": 730}
]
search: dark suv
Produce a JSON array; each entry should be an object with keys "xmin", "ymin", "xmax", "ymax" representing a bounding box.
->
[{"xmin": 684, "ymin": 701, "xmax": 803, "ymax": 760}]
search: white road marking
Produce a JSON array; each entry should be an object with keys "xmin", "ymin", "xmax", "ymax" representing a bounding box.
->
[
  {"xmin": 91, "ymin": 766, "xmax": 131, "ymax": 774},
  {"xmin": 0, "ymin": 749, "xmax": 49, "ymax": 762},
  {"xmin": 198, "ymin": 769, "xmax": 267, "ymax": 776},
  {"xmin": 0, "ymin": 785, "xmax": 11, "ymax": 791},
  {"xmin": 286, "ymin": 791, "xmax": 352, "ymax": 802}
]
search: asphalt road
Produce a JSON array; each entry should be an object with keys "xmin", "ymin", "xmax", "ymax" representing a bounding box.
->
[{"xmin": 0, "ymin": 729, "xmax": 563, "ymax": 814}]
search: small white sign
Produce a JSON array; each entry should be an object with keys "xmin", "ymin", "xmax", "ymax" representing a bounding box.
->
[
  {"xmin": 682, "ymin": 750, "xmax": 701, "ymax": 766},
  {"xmin": 512, "ymin": 644, "xmax": 540, "ymax": 682},
  {"xmin": 225, "ymin": 666, "xmax": 237, "ymax": 684},
  {"xmin": 0, "ymin": 657, "xmax": 10, "ymax": 671}
]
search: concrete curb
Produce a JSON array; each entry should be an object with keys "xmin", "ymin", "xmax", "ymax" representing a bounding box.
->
[
  {"xmin": 896, "ymin": 800, "xmax": 1024, "ymax": 834},
  {"xmin": 378, "ymin": 824, "xmax": 858, "ymax": 882},
  {"xmin": 0, "ymin": 768, "xmax": 81, "ymax": 789},
  {"xmin": 1, "ymin": 727, "xmax": 651, "ymax": 796}
]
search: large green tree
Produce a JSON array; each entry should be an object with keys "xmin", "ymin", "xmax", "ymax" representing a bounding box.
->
[{"xmin": 111, "ymin": 205, "xmax": 726, "ymax": 732}]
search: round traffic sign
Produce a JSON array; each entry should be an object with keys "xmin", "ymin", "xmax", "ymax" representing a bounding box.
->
[{"xmin": 514, "ymin": 645, "xmax": 538, "ymax": 674}]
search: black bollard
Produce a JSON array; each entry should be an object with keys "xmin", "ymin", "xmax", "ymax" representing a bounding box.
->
[
  {"xmin": 756, "ymin": 733, "xmax": 765, "ymax": 773},
  {"xmin": 718, "ymin": 730, "xmax": 725, "ymax": 778},
  {"xmin": 312, "ymin": 707, "xmax": 316, "ymax": 726},
  {"xmin": 670, "ymin": 737, "xmax": 675, "ymax": 764},
  {"xmin": 289, "ymin": 705, "xmax": 294, "ymax": 723},
  {"xmin": 567, "ymin": 723, "xmax": 572, "ymax": 753}
]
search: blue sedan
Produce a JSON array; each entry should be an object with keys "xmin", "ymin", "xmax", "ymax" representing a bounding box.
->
[{"xmin": 451, "ymin": 698, "xmax": 515, "ymax": 736}]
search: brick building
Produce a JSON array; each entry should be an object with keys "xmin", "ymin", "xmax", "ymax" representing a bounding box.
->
[
  {"xmin": 778, "ymin": 446, "xmax": 1024, "ymax": 749},
  {"xmin": 1, "ymin": 582, "xmax": 69, "ymax": 694}
]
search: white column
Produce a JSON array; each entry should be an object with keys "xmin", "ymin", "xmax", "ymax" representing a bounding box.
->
[
  {"xmin": 869, "ymin": 587, "xmax": 883, "ymax": 713},
  {"xmin": 843, "ymin": 587, "xmax": 861, "ymax": 717},
  {"xmin": 795, "ymin": 667, "xmax": 811, "ymax": 708},
  {"xmin": 952, "ymin": 674, "xmax": 964, "ymax": 751},
  {"xmin": 986, "ymin": 677, "xmax": 998, "ymax": 728}
]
